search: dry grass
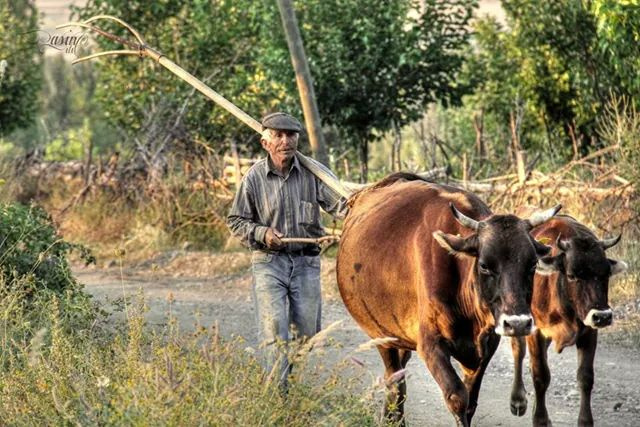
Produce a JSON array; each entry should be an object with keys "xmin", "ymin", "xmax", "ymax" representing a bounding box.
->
[
  {"xmin": 608, "ymin": 238, "xmax": 640, "ymax": 304},
  {"xmin": 158, "ymin": 250, "xmax": 253, "ymax": 277},
  {"xmin": 0, "ymin": 277, "xmax": 385, "ymax": 426},
  {"xmin": 321, "ymin": 256, "xmax": 342, "ymax": 302},
  {"xmin": 604, "ymin": 312, "xmax": 640, "ymax": 348},
  {"xmin": 1, "ymin": 156, "xmax": 233, "ymax": 264},
  {"xmin": 60, "ymin": 196, "xmax": 138, "ymax": 246}
]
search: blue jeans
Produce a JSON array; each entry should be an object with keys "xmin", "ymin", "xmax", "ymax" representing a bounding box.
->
[{"xmin": 251, "ymin": 251, "xmax": 322, "ymax": 389}]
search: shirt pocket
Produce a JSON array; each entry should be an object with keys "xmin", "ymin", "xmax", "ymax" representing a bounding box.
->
[{"xmin": 299, "ymin": 200, "xmax": 317, "ymax": 225}]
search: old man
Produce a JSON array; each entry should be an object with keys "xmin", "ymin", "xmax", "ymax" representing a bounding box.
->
[{"xmin": 226, "ymin": 112, "xmax": 344, "ymax": 390}]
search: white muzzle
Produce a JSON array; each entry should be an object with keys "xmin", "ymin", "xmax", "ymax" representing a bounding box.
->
[
  {"xmin": 583, "ymin": 309, "xmax": 613, "ymax": 328},
  {"xmin": 495, "ymin": 314, "xmax": 536, "ymax": 336}
]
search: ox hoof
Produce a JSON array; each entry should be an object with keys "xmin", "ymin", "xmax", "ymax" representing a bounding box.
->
[
  {"xmin": 577, "ymin": 416, "xmax": 594, "ymax": 427},
  {"xmin": 510, "ymin": 397, "xmax": 528, "ymax": 416},
  {"xmin": 533, "ymin": 417, "xmax": 552, "ymax": 427},
  {"xmin": 382, "ymin": 407, "xmax": 405, "ymax": 426}
]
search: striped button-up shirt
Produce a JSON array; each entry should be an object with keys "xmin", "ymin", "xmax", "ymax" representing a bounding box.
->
[{"xmin": 227, "ymin": 154, "xmax": 345, "ymax": 252}]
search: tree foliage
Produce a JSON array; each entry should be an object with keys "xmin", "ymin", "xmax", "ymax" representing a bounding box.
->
[
  {"xmin": 461, "ymin": 0, "xmax": 640, "ymax": 163},
  {"xmin": 0, "ymin": 0, "xmax": 42, "ymax": 136},
  {"xmin": 0, "ymin": 203, "xmax": 94, "ymax": 292},
  {"xmin": 504, "ymin": 0, "xmax": 607, "ymax": 150},
  {"xmin": 592, "ymin": 0, "xmax": 640, "ymax": 100},
  {"xmin": 75, "ymin": 0, "xmax": 475, "ymax": 173},
  {"xmin": 75, "ymin": 0, "xmax": 286, "ymax": 155},
  {"xmin": 260, "ymin": 0, "xmax": 476, "ymax": 178}
]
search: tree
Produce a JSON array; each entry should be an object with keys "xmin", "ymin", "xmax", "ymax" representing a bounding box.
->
[
  {"xmin": 0, "ymin": 0, "xmax": 42, "ymax": 136},
  {"xmin": 75, "ymin": 0, "xmax": 289, "ymax": 157},
  {"xmin": 259, "ymin": 0, "xmax": 476, "ymax": 181},
  {"xmin": 592, "ymin": 0, "xmax": 640, "ymax": 103},
  {"xmin": 502, "ymin": 0, "xmax": 606, "ymax": 155},
  {"xmin": 463, "ymin": 0, "xmax": 640, "ymax": 162},
  {"xmin": 75, "ymin": 0, "xmax": 475, "ymax": 180},
  {"xmin": 458, "ymin": 18, "xmax": 525, "ymax": 162}
]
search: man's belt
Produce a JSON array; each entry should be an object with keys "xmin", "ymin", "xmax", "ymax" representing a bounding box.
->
[{"xmin": 283, "ymin": 246, "xmax": 320, "ymax": 257}]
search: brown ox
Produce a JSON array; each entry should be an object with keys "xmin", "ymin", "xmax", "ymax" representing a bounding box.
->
[
  {"xmin": 336, "ymin": 174, "xmax": 559, "ymax": 426},
  {"xmin": 509, "ymin": 215, "xmax": 627, "ymax": 426}
]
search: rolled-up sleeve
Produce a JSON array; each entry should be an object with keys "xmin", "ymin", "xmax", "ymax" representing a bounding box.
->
[
  {"xmin": 314, "ymin": 163, "xmax": 348, "ymax": 219},
  {"xmin": 226, "ymin": 177, "xmax": 266, "ymax": 249}
]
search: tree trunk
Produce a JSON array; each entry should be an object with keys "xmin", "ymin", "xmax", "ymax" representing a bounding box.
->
[
  {"xmin": 389, "ymin": 137, "xmax": 395, "ymax": 173},
  {"xmin": 462, "ymin": 152, "xmax": 468, "ymax": 189},
  {"xmin": 276, "ymin": 0, "xmax": 329, "ymax": 166},
  {"xmin": 516, "ymin": 149, "xmax": 527, "ymax": 183},
  {"xmin": 473, "ymin": 109, "xmax": 485, "ymax": 158},
  {"xmin": 343, "ymin": 158, "xmax": 351, "ymax": 181},
  {"xmin": 542, "ymin": 111, "xmax": 554, "ymax": 156},
  {"xmin": 230, "ymin": 139, "xmax": 242, "ymax": 188},
  {"xmin": 84, "ymin": 135, "xmax": 93, "ymax": 186},
  {"xmin": 567, "ymin": 120, "xmax": 580, "ymax": 160},
  {"xmin": 509, "ymin": 110, "xmax": 522, "ymax": 168},
  {"xmin": 392, "ymin": 121, "xmax": 403, "ymax": 171},
  {"xmin": 359, "ymin": 139, "xmax": 368, "ymax": 183}
]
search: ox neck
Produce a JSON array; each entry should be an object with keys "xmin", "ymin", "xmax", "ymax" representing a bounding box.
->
[{"xmin": 551, "ymin": 274, "xmax": 577, "ymax": 321}]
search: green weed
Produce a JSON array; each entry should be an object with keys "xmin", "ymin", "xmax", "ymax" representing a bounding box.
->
[{"xmin": 0, "ymin": 280, "xmax": 383, "ymax": 426}]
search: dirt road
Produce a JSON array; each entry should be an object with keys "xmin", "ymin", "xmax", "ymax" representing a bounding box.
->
[{"xmin": 75, "ymin": 252, "xmax": 640, "ymax": 426}]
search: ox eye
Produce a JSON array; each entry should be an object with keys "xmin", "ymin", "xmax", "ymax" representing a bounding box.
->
[
  {"xmin": 567, "ymin": 273, "xmax": 576, "ymax": 281},
  {"xmin": 478, "ymin": 262, "xmax": 492, "ymax": 275}
]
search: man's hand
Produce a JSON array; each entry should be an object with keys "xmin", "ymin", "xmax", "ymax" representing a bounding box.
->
[{"xmin": 264, "ymin": 228, "xmax": 285, "ymax": 250}]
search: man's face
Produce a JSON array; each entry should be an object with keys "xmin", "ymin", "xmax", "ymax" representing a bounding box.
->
[{"xmin": 261, "ymin": 128, "xmax": 299, "ymax": 164}]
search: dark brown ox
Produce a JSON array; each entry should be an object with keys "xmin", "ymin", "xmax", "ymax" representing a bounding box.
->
[
  {"xmin": 509, "ymin": 215, "xmax": 627, "ymax": 426},
  {"xmin": 336, "ymin": 174, "xmax": 559, "ymax": 426}
]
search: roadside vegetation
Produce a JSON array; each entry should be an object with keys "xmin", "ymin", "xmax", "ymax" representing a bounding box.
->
[{"xmin": 0, "ymin": 201, "xmax": 382, "ymax": 425}]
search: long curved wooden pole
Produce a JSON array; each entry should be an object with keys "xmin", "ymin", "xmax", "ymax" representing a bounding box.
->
[{"xmin": 57, "ymin": 16, "xmax": 351, "ymax": 199}]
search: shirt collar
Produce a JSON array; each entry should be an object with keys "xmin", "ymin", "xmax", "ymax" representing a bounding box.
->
[{"xmin": 265, "ymin": 154, "xmax": 300, "ymax": 177}]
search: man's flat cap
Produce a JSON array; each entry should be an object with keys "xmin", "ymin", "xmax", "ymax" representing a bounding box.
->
[{"xmin": 261, "ymin": 112, "xmax": 302, "ymax": 132}]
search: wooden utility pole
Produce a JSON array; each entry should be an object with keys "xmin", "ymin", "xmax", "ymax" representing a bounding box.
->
[{"xmin": 276, "ymin": 0, "xmax": 329, "ymax": 166}]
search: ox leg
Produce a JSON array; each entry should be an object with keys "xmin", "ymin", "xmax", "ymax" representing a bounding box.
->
[
  {"xmin": 510, "ymin": 336, "xmax": 529, "ymax": 416},
  {"xmin": 377, "ymin": 346, "xmax": 412, "ymax": 425},
  {"xmin": 576, "ymin": 329, "xmax": 597, "ymax": 426},
  {"xmin": 528, "ymin": 331, "xmax": 552, "ymax": 426},
  {"xmin": 462, "ymin": 332, "xmax": 500, "ymax": 424},
  {"xmin": 418, "ymin": 339, "xmax": 469, "ymax": 427},
  {"xmin": 399, "ymin": 349, "xmax": 412, "ymax": 368}
]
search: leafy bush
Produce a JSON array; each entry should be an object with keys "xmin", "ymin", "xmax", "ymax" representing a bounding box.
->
[
  {"xmin": 0, "ymin": 203, "xmax": 94, "ymax": 292},
  {"xmin": 0, "ymin": 202, "xmax": 380, "ymax": 424},
  {"xmin": 143, "ymin": 175, "xmax": 232, "ymax": 250},
  {"xmin": 43, "ymin": 120, "xmax": 90, "ymax": 162},
  {"xmin": 0, "ymin": 290, "xmax": 380, "ymax": 425},
  {"xmin": 55, "ymin": 175, "xmax": 232, "ymax": 258}
]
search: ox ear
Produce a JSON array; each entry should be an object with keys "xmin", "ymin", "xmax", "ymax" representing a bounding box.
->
[
  {"xmin": 533, "ymin": 239, "xmax": 552, "ymax": 257},
  {"xmin": 536, "ymin": 254, "xmax": 563, "ymax": 276},
  {"xmin": 433, "ymin": 231, "xmax": 478, "ymax": 257},
  {"xmin": 609, "ymin": 259, "xmax": 628, "ymax": 276}
]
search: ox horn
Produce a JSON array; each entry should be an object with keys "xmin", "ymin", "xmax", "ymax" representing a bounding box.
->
[
  {"xmin": 528, "ymin": 204, "xmax": 562, "ymax": 228},
  {"xmin": 450, "ymin": 203, "xmax": 482, "ymax": 231},
  {"xmin": 600, "ymin": 234, "xmax": 622, "ymax": 250},
  {"xmin": 556, "ymin": 234, "xmax": 570, "ymax": 252}
]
